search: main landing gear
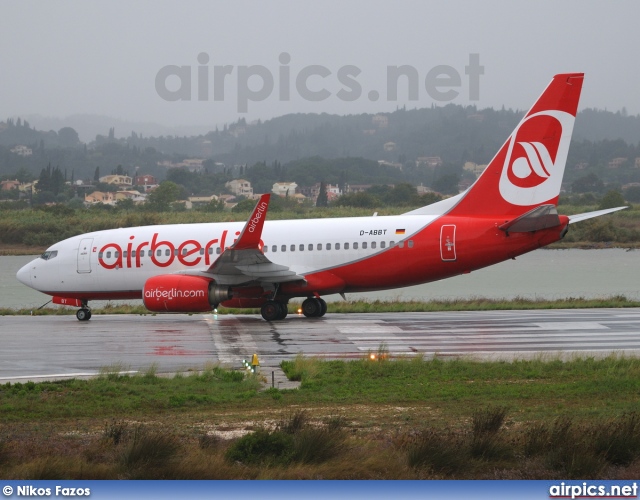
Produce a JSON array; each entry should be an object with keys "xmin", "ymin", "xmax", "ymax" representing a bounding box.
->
[
  {"xmin": 260, "ymin": 297, "xmax": 327, "ymax": 321},
  {"xmin": 301, "ymin": 297, "xmax": 327, "ymax": 318},
  {"xmin": 76, "ymin": 301, "xmax": 92, "ymax": 321},
  {"xmin": 261, "ymin": 300, "xmax": 288, "ymax": 321}
]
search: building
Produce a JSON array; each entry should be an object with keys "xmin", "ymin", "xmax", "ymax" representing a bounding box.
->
[
  {"xmin": 463, "ymin": 162, "xmax": 487, "ymax": 177},
  {"xmin": 135, "ymin": 174, "xmax": 158, "ymax": 186},
  {"xmin": 416, "ymin": 183, "xmax": 433, "ymax": 195},
  {"xmin": 378, "ymin": 160, "xmax": 403, "ymax": 170},
  {"xmin": 383, "ymin": 141, "xmax": 396, "ymax": 152},
  {"xmin": 226, "ymin": 179, "xmax": 254, "ymax": 197},
  {"xmin": 416, "ymin": 156, "xmax": 442, "ymax": 168},
  {"xmin": 188, "ymin": 194, "xmax": 220, "ymax": 208},
  {"xmin": 0, "ymin": 180, "xmax": 20, "ymax": 191},
  {"xmin": 608, "ymin": 158, "xmax": 628, "ymax": 169},
  {"xmin": 134, "ymin": 174, "xmax": 158, "ymax": 193},
  {"xmin": 99, "ymin": 175, "xmax": 133, "ymax": 187},
  {"xmin": 299, "ymin": 183, "xmax": 341, "ymax": 203},
  {"xmin": 115, "ymin": 190, "xmax": 146, "ymax": 204},
  {"xmin": 272, "ymin": 182, "xmax": 298, "ymax": 197},
  {"xmin": 85, "ymin": 191, "xmax": 117, "ymax": 205},
  {"xmin": 372, "ymin": 114, "xmax": 388, "ymax": 128},
  {"xmin": 10, "ymin": 145, "xmax": 32, "ymax": 156}
]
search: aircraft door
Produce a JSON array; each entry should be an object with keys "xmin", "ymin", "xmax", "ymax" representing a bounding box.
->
[
  {"xmin": 77, "ymin": 238, "xmax": 93, "ymax": 273},
  {"xmin": 439, "ymin": 225, "xmax": 456, "ymax": 262}
]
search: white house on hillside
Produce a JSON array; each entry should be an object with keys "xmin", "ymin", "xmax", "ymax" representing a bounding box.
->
[{"xmin": 272, "ymin": 182, "xmax": 297, "ymax": 197}]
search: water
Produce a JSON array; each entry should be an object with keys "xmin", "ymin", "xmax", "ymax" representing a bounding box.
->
[{"xmin": 2, "ymin": 249, "xmax": 639, "ymax": 310}]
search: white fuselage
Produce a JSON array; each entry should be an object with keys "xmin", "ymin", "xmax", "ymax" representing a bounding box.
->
[{"xmin": 17, "ymin": 214, "xmax": 435, "ymax": 297}]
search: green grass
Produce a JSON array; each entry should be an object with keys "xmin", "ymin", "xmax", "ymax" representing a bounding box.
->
[
  {"xmin": 2, "ymin": 295, "xmax": 640, "ymax": 316},
  {"xmin": 3, "ymin": 356, "xmax": 640, "ymax": 479}
]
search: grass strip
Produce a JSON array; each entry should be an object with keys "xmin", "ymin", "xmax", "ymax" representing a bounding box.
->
[{"xmin": 2, "ymin": 295, "xmax": 640, "ymax": 316}]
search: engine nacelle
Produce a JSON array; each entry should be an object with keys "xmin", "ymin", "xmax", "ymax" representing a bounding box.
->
[{"xmin": 142, "ymin": 275, "xmax": 231, "ymax": 313}]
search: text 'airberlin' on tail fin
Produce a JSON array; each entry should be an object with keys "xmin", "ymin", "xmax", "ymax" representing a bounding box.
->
[{"xmin": 447, "ymin": 73, "xmax": 584, "ymax": 218}]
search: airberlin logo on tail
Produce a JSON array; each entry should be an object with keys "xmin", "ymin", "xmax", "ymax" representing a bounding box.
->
[
  {"xmin": 499, "ymin": 110, "xmax": 574, "ymax": 206},
  {"xmin": 248, "ymin": 201, "xmax": 268, "ymax": 233}
]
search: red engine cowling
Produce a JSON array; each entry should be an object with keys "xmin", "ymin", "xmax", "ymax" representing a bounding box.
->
[{"xmin": 142, "ymin": 275, "xmax": 230, "ymax": 313}]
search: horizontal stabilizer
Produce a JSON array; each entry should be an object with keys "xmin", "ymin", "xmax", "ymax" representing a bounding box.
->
[
  {"xmin": 498, "ymin": 204, "xmax": 560, "ymax": 233},
  {"xmin": 568, "ymin": 206, "xmax": 628, "ymax": 224}
]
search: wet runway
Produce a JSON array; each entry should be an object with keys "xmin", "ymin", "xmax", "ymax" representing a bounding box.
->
[{"xmin": 1, "ymin": 308, "xmax": 640, "ymax": 382}]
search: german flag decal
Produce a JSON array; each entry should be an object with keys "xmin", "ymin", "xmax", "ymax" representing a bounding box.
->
[{"xmin": 395, "ymin": 229, "xmax": 405, "ymax": 235}]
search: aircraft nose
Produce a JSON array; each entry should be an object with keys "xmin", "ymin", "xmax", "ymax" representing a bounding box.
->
[{"xmin": 16, "ymin": 262, "xmax": 33, "ymax": 287}]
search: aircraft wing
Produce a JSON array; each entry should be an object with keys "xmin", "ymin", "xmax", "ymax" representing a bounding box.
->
[
  {"xmin": 203, "ymin": 193, "xmax": 304, "ymax": 285},
  {"xmin": 568, "ymin": 206, "xmax": 628, "ymax": 224}
]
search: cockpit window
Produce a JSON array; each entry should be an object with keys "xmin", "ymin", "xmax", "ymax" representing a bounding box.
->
[{"xmin": 40, "ymin": 250, "xmax": 58, "ymax": 261}]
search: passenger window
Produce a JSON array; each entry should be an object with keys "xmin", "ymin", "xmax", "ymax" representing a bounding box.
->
[
  {"xmin": 408, "ymin": 240, "xmax": 414, "ymax": 248},
  {"xmin": 371, "ymin": 242, "xmax": 377, "ymax": 249},
  {"xmin": 390, "ymin": 241, "xmax": 395, "ymax": 247},
  {"xmin": 308, "ymin": 244, "xmax": 313, "ymax": 251},
  {"xmin": 208, "ymin": 248, "xmax": 214, "ymax": 255},
  {"xmin": 131, "ymin": 250, "xmax": 136, "ymax": 257},
  {"xmin": 272, "ymin": 245, "xmax": 277, "ymax": 252},
  {"xmin": 199, "ymin": 248, "xmax": 204, "ymax": 255},
  {"xmin": 165, "ymin": 249, "xmax": 170, "ymax": 256},
  {"xmin": 353, "ymin": 242, "xmax": 358, "ymax": 250},
  {"xmin": 140, "ymin": 250, "xmax": 145, "ymax": 257},
  {"xmin": 281, "ymin": 245, "xmax": 286, "ymax": 252},
  {"xmin": 362, "ymin": 242, "xmax": 368, "ymax": 249},
  {"xmin": 327, "ymin": 243, "xmax": 331, "ymax": 250},
  {"xmin": 174, "ymin": 249, "xmax": 178, "ymax": 256},
  {"xmin": 98, "ymin": 252, "xmax": 104, "ymax": 258},
  {"xmin": 263, "ymin": 246, "xmax": 268, "ymax": 253},
  {"xmin": 290, "ymin": 244, "xmax": 295, "ymax": 252},
  {"xmin": 399, "ymin": 241, "xmax": 405, "ymax": 248},
  {"xmin": 381, "ymin": 241, "xmax": 386, "ymax": 249},
  {"xmin": 317, "ymin": 243, "xmax": 322, "ymax": 250},
  {"xmin": 216, "ymin": 247, "xmax": 221, "ymax": 254},
  {"xmin": 182, "ymin": 248, "xmax": 188, "ymax": 255},
  {"xmin": 299, "ymin": 244, "xmax": 304, "ymax": 251},
  {"xmin": 107, "ymin": 251, "xmax": 112, "ymax": 258},
  {"xmin": 115, "ymin": 251, "xmax": 120, "ymax": 258},
  {"xmin": 344, "ymin": 242, "xmax": 349, "ymax": 250},
  {"xmin": 335, "ymin": 243, "xmax": 340, "ymax": 250}
]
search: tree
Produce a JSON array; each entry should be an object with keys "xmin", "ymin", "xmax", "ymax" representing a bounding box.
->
[
  {"xmin": 316, "ymin": 181, "xmax": 328, "ymax": 207},
  {"xmin": 432, "ymin": 174, "xmax": 460, "ymax": 195},
  {"xmin": 58, "ymin": 127, "xmax": 80, "ymax": 148},
  {"xmin": 94, "ymin": 166, "xmax": 100, "ymax": 182},
  {"xmin": 334, "ymin": 191, "xmax": 380, "ymax": 208},
  {"xmin": 598, "ymin": 189, "xmax": 626, "ymax": 210},
  {"xmin": 572, "ymin": 173, "xmax": 604, "ymax": 194},
  {"xmin": 146, "ymin": 181, "xmax": 182, "ymax": 211},
  {"xmin": 623, "ymin": 186, "xmax": 640, "ymax": 203}
]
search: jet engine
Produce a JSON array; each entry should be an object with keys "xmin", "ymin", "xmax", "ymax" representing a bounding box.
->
[{"xmin": 142, "ymin": 275, "xmax": 231, "ymax": 312}]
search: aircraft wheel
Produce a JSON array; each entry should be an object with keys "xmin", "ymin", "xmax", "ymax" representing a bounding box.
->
[
  {"xmin": 277, "ymin": 303, "xmax": 288, "ymax": 320},
  {"xmin": 318, "ymin": 298, "xmax": 327, "ymax": 317},
  {"xmin": 302, "ymin": 298, "xmax": 321, "ymax": 318},
  {"xmin": 261, "ymin": 301, "xmax": 283, "ymax": 321},
  {"xmin": 76, "ymin": 308, "xmax": 91, "ymax": 321}
]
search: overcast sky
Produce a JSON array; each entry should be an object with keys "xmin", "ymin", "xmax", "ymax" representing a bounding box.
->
[{"xmin": 2, "ymin": 0, "xmax": 639, "ymax": 131}]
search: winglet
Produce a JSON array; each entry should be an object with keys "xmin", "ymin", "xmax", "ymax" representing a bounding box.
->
[{"xmin": 231, "ymin": 193, "xmax": 270, "ymax": 250}]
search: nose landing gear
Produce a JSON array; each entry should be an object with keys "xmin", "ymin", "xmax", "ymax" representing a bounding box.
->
[{"xmin": 76, "ymin": 300, "xmax": 92, "ymax": 321}]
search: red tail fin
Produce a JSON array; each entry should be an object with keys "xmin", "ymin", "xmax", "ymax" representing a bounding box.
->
[{"xmin": 448, "ymin": 73, "xmax": 584, "ymax": 217}]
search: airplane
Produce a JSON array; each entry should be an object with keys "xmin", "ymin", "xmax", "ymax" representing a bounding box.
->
[{"xmin": 16, "ymin": 73, "xmax": 627, "ymax": 322}]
